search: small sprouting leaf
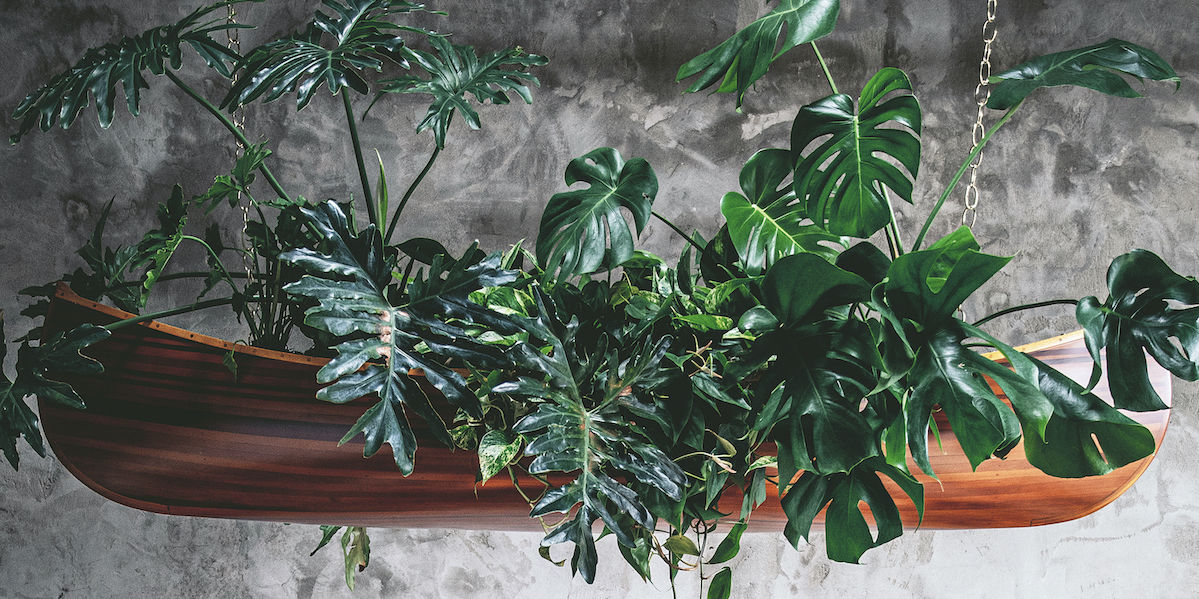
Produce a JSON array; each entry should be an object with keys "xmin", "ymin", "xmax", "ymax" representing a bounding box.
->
[
  {"xmin": 988, "ymin": 38, "xmax": 1180, "ymax": 111},
  {"xmin": 222, "ymin": 348, "xmax": 239, "ymax": 381},
  {"xmin": 340, "ymin": 526, "xmax": 371, "ymax": 591}
]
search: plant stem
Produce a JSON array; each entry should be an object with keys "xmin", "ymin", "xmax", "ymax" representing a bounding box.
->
[
  {"xmin": 385, "ymin": 145, "xmax": 441, "ymax": 243},
  {"xmin": 107, "ymin": 271, "xmax": 251, "ymax": 290},
  {"xmin": 103, "ymin": 297, "xmax": 235, "ymax": 332},
  {"xmin": 971, "ymin": 298, "xmax": 1078, "ymax": 328},
  {"xmin": 652, "ymin": 211, "xmax": 704, "ymax": 252},
  {"xmin": 163, "ymin": 70, "xmax": 291, "ymax": 203},
  {"xmin": 911, "ymin": 101, "xmax": 1023, "ymax": 251},
  {"xmin": 342, "ymin": 92, "xmax": 377, "ymax": 228},
  {"xmin": 810, "ymin": 42, "xmax": 838, "ymax": 95}
]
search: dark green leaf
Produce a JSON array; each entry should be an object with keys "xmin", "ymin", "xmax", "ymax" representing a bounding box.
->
[
  {"xmin": 792, "ymin": 67, "xmax": 921, "ymax": 238},
  {"xmin": 764, "ymin": 253, "xmax": 870, "ymax": 326},
  {"xmin": 374, "ymin": 36, "xmax": 546, "ymax": 148},
  {"xmin": 10, "ymin": 1, "xmax": 253, "ymax": 143},
  {"xmin": 676, "ymin": 0, "xmax": 841, "ymax": 107},
  {"xmin": 988, "ymin": 38, "xmax": 1180, "ymax": 111},
  {"xmin": 709, "ymin": 521, "xmax": 746, "ymax": 564},
  {"xmin": 222, "ymin": 0, "xmax": 430, "ymax": 111},
  {"xmin": 1077, "ymin": 250, "xmax": 1199, "ymax": 411},
  {"xmin": 133, "ymin": 185, "xmax": 190, "ymax": 309},
  {"xmin": 885, "ymin": 226, "xmax": 1009, "ymax": 325},
  {"xmin": 310, "ymin": 525, "xmax": 343, "ymax": 556},
  {"xmin": 536, "ymin": 148, "xmax": 659, "ymax": 279},
  {"xmin": 707, "ymin": 567, "xmax": 732, "ymax": 599}
]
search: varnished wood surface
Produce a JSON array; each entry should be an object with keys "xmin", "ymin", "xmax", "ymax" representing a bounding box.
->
[{"xmin": 39, "ymin": 284, "xmax": 1171, "ymax": 531}]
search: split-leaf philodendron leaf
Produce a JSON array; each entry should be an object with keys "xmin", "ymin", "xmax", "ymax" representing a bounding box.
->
[
  {"xmin": 987, "ymin": 38, "xmax": 1181, "ymax": 111},
  {"xmin": 1077, "ymin": 249, "xmax": 1199, "ymax": 411},
  {"xmin": 9, "ymin": 0, "xmax": 255, "ymax": 143},
  {"xmin": 374, "ymin": 36, "xmax": 547, "ymax": 149},
  {"xmin": 223, "ymin": 0, "xmax": 430, "ymax": 111},
  {"xmin": 501, "ymin": 288, "xmax": 686, "ymax": 583},
  {"xmin": 283, "ymin": 201, "xmax": 517, "ymax": 474},
  {"xmin": 792, "ymin": 67, "xmax": 921, "ymax": 238},
  {"xmin": 676, "ymin": 0, "xmax": 841, "ymax": 107},
  {"xmin": 536, "ymin": 148, "xmax": 658, "ymax": 280}
]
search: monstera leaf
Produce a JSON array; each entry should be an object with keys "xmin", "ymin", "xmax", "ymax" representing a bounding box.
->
[
  {"xmin": 282, "ymin": 201, "xmax": 518, "ymax": 474},
  {"xmin": 223, "ymin": 0, "xmax": 429, "ymax": 110},
  {"xmin": 781, "ymin": 456, "xmax": 922, "ymax": 564},
  {"xmin": 374, "ymin": 36, "xmax": 547, "ymax": 149},
  {"xmin": 1, "ymin": 315, "xmax": 111, "ymax": 470},
  {"xmin": 1076, "ymin": 250, "xmax": 1199, "ymax": 411},
  {"xmin": 536, "ymin": 148, "xmax": 659, "ymax": 279},
  {"xmin": 499, "ymin": 288, "xmax": 686, "ymax": 583},
  {"xmin": 987, "ymin": 39, "xmax": 1180, "ymax": 111},
  {"xmin": 721, "ymin": 150, "xmax": 843, "ymax": 275},
  {"xmin": 676, "ymin": 0, "xmax": 841, "ymax": 107},
  {"xmin": 9, "ymin": 0, "xmax": 253, "ymax": 143},
  {"xmin": 791, "ymin": 67, "xmax": 921, "ymax": 238},
  {"xmin": 884, "ymin": 227, "xmax": 1008, "ymax": 326}
]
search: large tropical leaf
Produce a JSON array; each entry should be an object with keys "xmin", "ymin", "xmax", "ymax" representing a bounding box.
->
[
  {"xmin": 720, "ymin": 149, "xmax": 843, "ymax": 275},
  {"xmin": 987, "ymin": 38, "xmax": 1180, "ymax": 111},
  {"xmin": 676, "ymin": 0, "xmax": 841, "ymax": 107},
  {"xmin": 884, "ymin": 226, "xmax": 1008, "ymax": 326},
  {"xmin": 10, "ymin": 1, "xmax": 254, "ymax": 143},
  {"xmin": 498, "ymin": 288, "xmax": 686, "ymax": 583},
  {"xmin": 1, "ymin": 317, "xmax": 111, "ymax": 470},
  {"xmin": 222, "ymin": 0, "xmax": 430, "ymax": 111},
  {"xmin": 374, "ymin": 36, "xmax": 547, "ymax": 149},
  {"xmin": 536, "ymin": 148, "xmax": 659, "ymax": 279},
  {"xmin": 282, "ymin": 201, "xmax": 517, "ymax": 474},
  {"xmin": 780, "ymin": 457, "xmax": 922, "ymax": 564},
  {"xmin": 791, "ymin": 67, "xmax": 921, "ymax": 238},
  {"xmin": 1076, "ymin": 249, "xmax": 1199, "ymax": 411}
]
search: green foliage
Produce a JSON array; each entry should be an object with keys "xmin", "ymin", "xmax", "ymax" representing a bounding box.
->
[
  {"xmin": 791, "ymin": 67, "xmax": 921, "ymax": 238},
  {"xmin": 988, "ymin": 38, "xmax": 1181, "ymax": 110},
  {"xmin": 677, "ymin": 0, "xmax": 841, "ymax": 107},
  {"xmin": 196, "ymin": 142, "xmax": 274, "ymax": 211},
  {"xmin": 133, "ymin": 185, "xmax": 191, "ymax": 309},
  {"xmin": 375, "ymin": 36, "xmax": 547, "ymax": 149},
  {"xmin": 500, "ymin": 288, "xmax": 686, "ymax": 583},
  {"xmin": 1077, "ymin": 250, "xmax": 1199, "ymax": 411},
  {"xmin": 222, "ymin": 0, "xmax": 431, "ymax": 110},
  {"xmin": 536, "ymin": 148, "xmax": 659, "ymax": 279},
  {"xmin": 282, "ymin": 201, "xmax": 517, "ymax": 474},
  {"xmin": 9, "ymin": 0, "xmax": 256, "ymax": 143}
]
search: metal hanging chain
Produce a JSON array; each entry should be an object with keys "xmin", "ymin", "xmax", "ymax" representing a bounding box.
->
[
  {"xmin": 227, "ymin": 5, "xmax": 256, "ymax": 290},
  {"xmin": 962, "ymin": 0, "xmax": 998, "ymax": 228}
]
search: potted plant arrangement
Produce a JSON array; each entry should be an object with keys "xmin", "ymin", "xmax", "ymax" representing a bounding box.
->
[{"xmin": 1, "ymin": 0, "xmax": 1192, "ymax": 595}]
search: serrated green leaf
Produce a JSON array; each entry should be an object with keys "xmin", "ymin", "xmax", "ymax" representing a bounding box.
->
[{"xmin": 374, "ymin": 36, "xmax": 546, "ymax": 149}]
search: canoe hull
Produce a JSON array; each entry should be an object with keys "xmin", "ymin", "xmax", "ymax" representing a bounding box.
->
[{"xmin": 40, "ymin": 284, "xmax": 1171, "ymax": 531}]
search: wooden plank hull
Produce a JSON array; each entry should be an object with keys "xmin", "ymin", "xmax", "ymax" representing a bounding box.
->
[{"xmin": 39, "ymin": 284, "xmax": 1171, "ymax": 531}]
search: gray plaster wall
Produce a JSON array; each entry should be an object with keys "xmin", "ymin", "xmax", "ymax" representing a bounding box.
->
[{"xmin": 1, "ymin": 1, "xmax": 1197, "ymax": 597}]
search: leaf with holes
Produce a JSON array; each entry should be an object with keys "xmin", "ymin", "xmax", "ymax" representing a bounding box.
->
[
  {"xmin": 223, "ymin": 0, "xmax": 431, "ymax": 110},
  {"xmin": 374, "ymin": 36, "xmax": 546, "ymax": 149},
  {"xmin": 791, "ymin": 67, "xmax": 921, "ymax": 238},
  {"xmin": 1076, "ymin": 249, "xmax": 1199, "ymax": 411},
  {"xmin": 10, "ymin": 0, "xmax": 255, "ymax": 143},
  {"xmin": 536, "ymin": 148, "xmax": 658, "ymax": 279},
  {"xmin": 988, "ymin": 38, "xmax": 1180, "ymax": 111},
  {"xmin": 676, "ymin": 0, "xmax": 841, "ymax": 107}
]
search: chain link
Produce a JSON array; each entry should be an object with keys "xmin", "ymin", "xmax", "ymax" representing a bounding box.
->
[
  {"xmin": 227, "ymin": 6, "xmax": 256, "ymax": 290},
  {"xmin": 962, "ymin": 0, "xmax": 998, "ymax": 228}
]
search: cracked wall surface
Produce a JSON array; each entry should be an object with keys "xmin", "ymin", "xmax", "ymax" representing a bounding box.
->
[{"xmin": 1, "ymin": 1, "xmax": 1197, "ymax": 597}]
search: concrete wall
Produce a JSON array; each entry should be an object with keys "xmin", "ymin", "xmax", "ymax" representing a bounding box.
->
[{"xmin": 1, "ymin": 1, "xmax": 1197, "ymax": 597}]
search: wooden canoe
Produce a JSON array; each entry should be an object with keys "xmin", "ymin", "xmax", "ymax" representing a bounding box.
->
[{"xmin": 39, "ymin": 283, "xmax": 1171, "ymax": 531}]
